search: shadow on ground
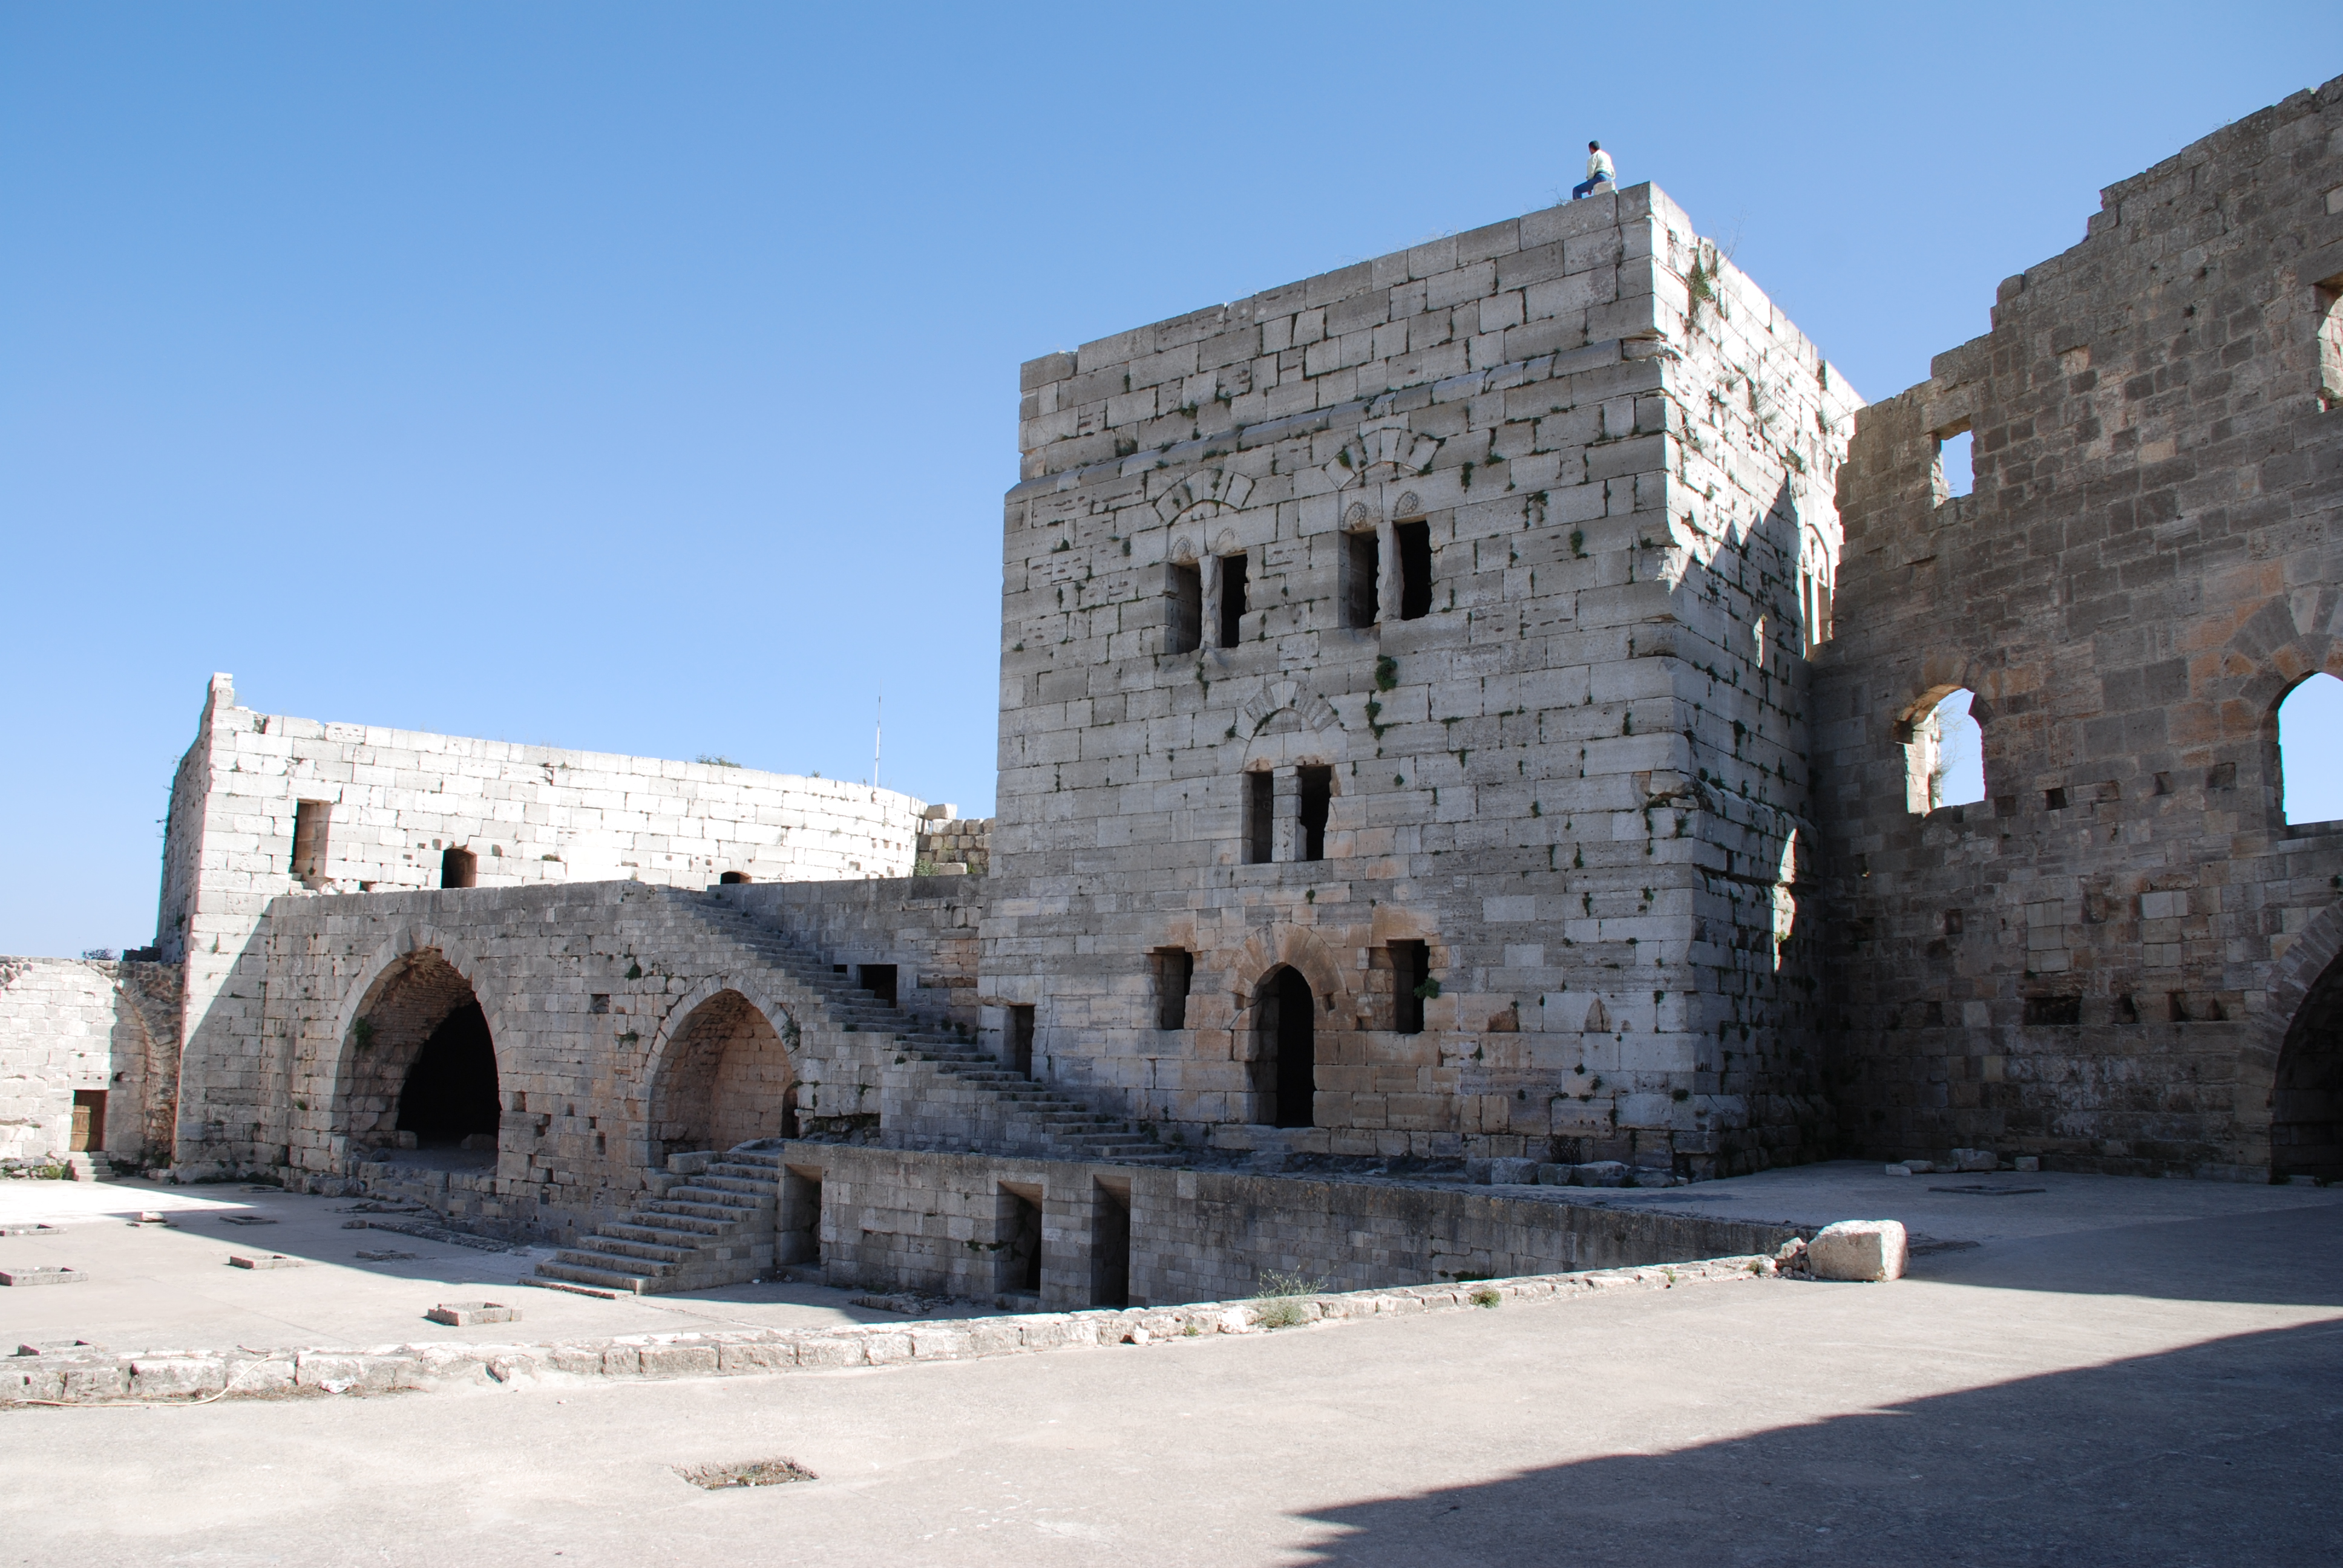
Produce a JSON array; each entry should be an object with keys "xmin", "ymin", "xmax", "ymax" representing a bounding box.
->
[{"xmin": 1290, "ymin": 1316, "xmax": 2343, "ymax": 1567}]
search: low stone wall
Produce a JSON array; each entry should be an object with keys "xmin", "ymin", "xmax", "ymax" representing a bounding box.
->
[
  {"xmin": 795, "ymin": 1143, "xmax": 1804, "ymax": 1309},
  {"xmin": 0, "ymin": 1250, "xmax": 1781, "ymax": 1408}
]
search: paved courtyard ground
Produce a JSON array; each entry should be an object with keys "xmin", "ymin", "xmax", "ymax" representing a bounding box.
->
[{"xmin": 4, "ymin": 1165, "xmax": 2340, "ymax": 1566}]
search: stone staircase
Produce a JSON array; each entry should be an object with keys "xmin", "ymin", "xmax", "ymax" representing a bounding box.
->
[
  {"xmin": 534, "ymin": 1146, "xmax": 780, "ymax": 1296},
  {"xmin": 673, "ymin": 893, "xmax": 1178, "ymax": 1167}
]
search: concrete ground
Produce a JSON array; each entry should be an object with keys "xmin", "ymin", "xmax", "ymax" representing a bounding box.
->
[
  {"xmin": 4, "ymin": 1165, "xmax": 2342, "ymax": 1566},
  {"xmin": 0, "ymin": 1177, "xmax": 974, "ymax": 1353}
]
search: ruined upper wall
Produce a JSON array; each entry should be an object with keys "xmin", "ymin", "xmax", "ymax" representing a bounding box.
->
[{"xmin": 1816, "ymin": 74, "xmax": 2343, "ymax": 1176}]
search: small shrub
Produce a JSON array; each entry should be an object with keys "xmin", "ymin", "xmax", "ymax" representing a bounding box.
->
[
  {"xmin": 1253, "ymin": 1298, "xmax": 1308, "ymax": 1330},
  {"xmin": 1470, "ymin": 1286, "xmax": 1502, "ymax": 1308}
]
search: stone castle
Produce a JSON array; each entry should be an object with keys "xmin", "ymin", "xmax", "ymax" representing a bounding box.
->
[{"xmin": 3, "ymin": 78, "xmax": 2339, "ymax": 1305}]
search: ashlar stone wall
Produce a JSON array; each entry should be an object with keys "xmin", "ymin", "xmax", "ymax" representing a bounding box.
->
[
  {"xmin": 1815, "ymin": 76, "xmax": 2343, "ymax": 1177},
  {"xmin": 988, "ymin": 185, "xmax": 1859, "ymax": 1177},
  {"xmin": 0, "ymin": 958, "xmax": 179, "ymax": 1166}
]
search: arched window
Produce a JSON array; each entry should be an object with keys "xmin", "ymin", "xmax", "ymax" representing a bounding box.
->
[
  {"xmin": 1904, "ymin": 688, "xmax": 1984, "ymax": 812},
  {"xmin": 2279, "ymin": 673, "xmax": 2343, "ymax": 826}
]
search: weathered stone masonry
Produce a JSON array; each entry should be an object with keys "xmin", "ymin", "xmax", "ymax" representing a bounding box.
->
[{"xmin": 1816, "ymin": 77, "xmax": 2343, "ymax": 1178}]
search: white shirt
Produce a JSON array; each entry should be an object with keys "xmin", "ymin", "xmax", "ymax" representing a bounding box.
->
[{"xmin": 1587, "ymin": 149, "xmax": 1614, "ymax": 180}]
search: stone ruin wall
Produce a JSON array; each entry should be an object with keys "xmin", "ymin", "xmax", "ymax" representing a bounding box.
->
[
  {"xmin": 1815, "ymin": 76, "xmax": 2343, "ymax": 1177},
  {"xmin": 159, "ymin": 673, "xmax": 932, "ymax": 1163},
  {"xmin": 989, "ymin": 185, "xmax": 1855, "ymax": 1178},
  {"xmin": 0, "ymin": 957, "xmax": 179, "ymax": 1168}
]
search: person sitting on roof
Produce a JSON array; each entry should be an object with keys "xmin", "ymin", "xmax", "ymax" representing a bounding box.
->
[{"xmin": 1571, "ymin": 140, "xmax": 1616, "ymax": 200}]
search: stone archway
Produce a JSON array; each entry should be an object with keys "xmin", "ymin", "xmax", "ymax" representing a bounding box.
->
[
  {"xmin": 1254, "ymin": 965, "xmax": 1317, "ymax": 1129},
  {"xmin": 646, "ymin": 990, "xmax": 797, "ymax": 1162},
  {"xmin": 337, "ymin": 947, "xmax": 501, "ymax": 1163},
  {"xmin": 2273, "ymin": 948, "xmax": 2343, "ymax": 1181}
]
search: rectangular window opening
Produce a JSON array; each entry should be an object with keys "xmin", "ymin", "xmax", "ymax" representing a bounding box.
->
[
  {"xmin": 999, "ymin": 1183, "xmax": 1044, "ymax": 1298},
  {"xmin": 1166, "ymin": 561, "xmax": 1202, "ymax": 654},
  {"xmin": 440, "ymin": 847, "xmax": 477, "ymax": 889},
  {"xmin": 1242, "ymin": 771, "xmax": 1274, "ymax": 865},
  {"xmin": 1297, "ymin": 765, "xmax": 1332, "ymax": 861},
  {"xmin": 2022, "ymin": 995, "xmax": 2081, "ymax": 1027},
  {"xmin": 1395, "ymin": 521, "xmax": 1433, "ymax": 621},
  {"xmin": 1342, "ymin": 531, "xmax": 1380, "ymax": 628},
  {"xmin": 1090, "ymin": 1179, "xmax": 1132, "ymax": 1309},
  {"xmin": 290, "ymin": 800, "xmax": 331, "ymax": 883},
  {"xmin": 1152, "ymin": 949, "xmax": 1193, "ymax": 1031},
  {"xmin": 857, "ymin": 963, "xmax": 897, "ymax": 1005},
  {"xmin": 779, "ymin": 1169, "xmax": 824, "ymax": 1265},
  {"xmin": 1934, "ymin": 422, "xmax": 1974, "ymax": 500},
  {"xmin": 1391, "ymin": 941, "xmax": 1429, "ymax": 1035},
  {"xmin": 1006, "ymin": 1004, "xmax": 1035, "ymax": 1077},
  {"xmin": 1216, "ymin": 553, "xmax": 1250, "ymax": 647}
]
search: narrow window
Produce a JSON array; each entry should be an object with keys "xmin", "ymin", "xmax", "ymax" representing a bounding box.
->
[
  {"xmin": 1391, "ymin": 940, "xmax": 1429, "ymax": 1035},
  {"xmin": 1166, "ymin": 561, "xmax": 1202, "ymax": 654},
  {"xmin": 1395, "ymin": 521, "xmax": 1433, "ymax": 620},
  {"xmin": 440, "ymin": 847, "xmax": 477, "ymax": 888},
  {"xmin": 857, "ymin": 964, "xmax": 897, "ymax": 1005},
  {"xmin": 1006, "ymin": 1004, "xmax": 1035, "ymax": 1076},
  {"xmin": 1242, "ymin": 771, "xmax": 1274, "ymax": 864},
  {"xmin": 1904, "ymin": 688, "xmax": 1984, "ymax": 812},
  {"xmin": 1297, "ymin": 765, "xmax": 1332, "ymax": 861},
  {"xmin": 1217, "ymin": 552, "xmax": 1250, "ymax": 647},
  {"xmin": 1152, "ymin": 948, "xmax": 1193, "ymax": 1030},
  {"xmin": 1090, "ymin": 1179, "xmax": 1132, "ymax": 1308},
  {"xmin": 1342, "ymin": 530, "xmax": 1380, "ymax": 628},
  {"xmin": 2318, "ymin": 275, "xmax": 2343, "ymax": 413},
  {"xmin": 290, "ymin": 800, "xmax": 331, "ymax": 881},
  {"xmin": 999, "ymin": 1184, "xmax": 1044, "ymax": 1298},
  {"xmin": 2280, "ymin": 672, "xmax": 2343, "ymax": 825},
  {"xmin": 1934, "ymin": 422, "xmax": 1974, "ymax": 501}
]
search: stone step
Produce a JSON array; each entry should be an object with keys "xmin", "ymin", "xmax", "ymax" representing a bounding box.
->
[
  {"xmin": 643, "ymin": 1198, "xmax": 758, "ymax": 1226},
  {"xmin": 536, "ymin": 1259, "xmax": 653, "ymax": 1293},
  {"xmin": 603, "ymin": 1221, "xmax": 712, "ymax": 1249},
  {"xmin": 572, "ymin": 1235, "xmax": 692, "ymax": 1264}
]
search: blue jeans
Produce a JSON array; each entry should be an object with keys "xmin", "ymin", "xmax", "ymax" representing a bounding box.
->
[{"xmin": 1572, "ymin": 172, "xmax": 1612, "ymax": 199}]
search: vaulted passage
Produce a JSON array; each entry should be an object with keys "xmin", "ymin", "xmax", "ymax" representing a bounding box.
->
[
  {"xmin": 342, "ymin": 949, "xmax": 500, "ymax": 1165},
  {"xmin": 1254, "ymin": 965, "xmax": 1316, "ymax": 1129},
  {"xmin": 2273, "ymin": 950, "xmax": 2343, "ymax": 1181},
  {"xmin": 395, "ymin": 1001, "xmax": 499, "ymax": 1145},
  {"xmin": 650, "ymin": 991, "xmax": 796, "ymax": 1161}
]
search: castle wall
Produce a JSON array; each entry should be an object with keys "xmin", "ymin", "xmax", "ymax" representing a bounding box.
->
[
  {"xmin": 160, "ymin": 673, "xmax": 929, "ymax": 1163},
  {"xmin": 0, "ymin": 958, "xmax": 177, "ymax": 1167},
  {"xmin": 1815, "ymin": 77, "xmax": 2343, "ymax": 1176},
  {"xmin": 988, "ymin": 185, "xmax": 1855, "ymax": 1177}
]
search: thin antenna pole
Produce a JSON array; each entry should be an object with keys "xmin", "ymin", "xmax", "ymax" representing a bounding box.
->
[{"xmin": 873, "ymin": 691, "xmax": 882, "ymax": 790}]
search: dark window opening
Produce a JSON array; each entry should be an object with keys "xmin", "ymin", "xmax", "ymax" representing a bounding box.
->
[
  {"xmin": 718, "ymin": 871, "xmax": 751, "ymax": 884},
  {"xmin": 1153, "ymin": 948, "xmax": 1193, "ymax": 1030},
  {"xmin": 1000, "ymin": 1186, "xmax": 1044, "ymax": 1296},
  {"xmin": 1256, "ymin": 965, "xmax": 1317, "ymax": 1129},
  {"xmin": 70, "ymin": 1089, "xmax": 106, "ymax": 1152},
  {"xmin": 2273, "ymin": 948, "xmax": 2343, "ymax": 1180},
  {"xmin": 1167, "ymin": 562, "xmax": 1202, "ymax": 655},
  {"xmin": 2022, "ymin": 995, "xmax": 2081, "ymax": 1027},
  {"xmin": 1007, "ymin": 1004, "xmax": 1035, "ymax": 1077},
  {"xmin": 1091, "ymin": 1180, "xmax": 1132, "ymax": 1308},
  {"xmin": 857, "ymin": 964, "xmax": 897, "ymax": 1005},
  {"xmin": 1217, "ymin": 553, "xmax": 1250, "ymax": 648},
  {"xmin": 1342, "ymin": 531, "xmax": 1380, "ymax": 628},
  {"xmin": 779, "ymin": 1168, "xmax": 823, "ymax": 1265},
  {"xmin": 1395, "ymin": 521, "xmax": 1433, "ymax": 621},
  {"xmin": 1391, "ymin": 941, "xmax": 1429, "ymax": 1035},
  {"xmin": 1297, "ymin": 765, "xmax": 1332, "ymax": 861},
  {"xmin": 440, "ymin": 847, "xmax": 477, "ymax": 889},
  {"xmin": 290, "ymin": 800, "xmax": 331, "ymax": 881},
  {"xmin": 395, "ymin": 1000, "xmax": 500, "ymax": 1146},
  {"xmin": 1242, "ymin": 771, "xmax": 1274, "ymax": 864}
]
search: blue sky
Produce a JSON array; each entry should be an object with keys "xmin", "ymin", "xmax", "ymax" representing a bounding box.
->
[{"xmin": 2, "ymin": 4, "xmax": 2335, "ymax": 955}]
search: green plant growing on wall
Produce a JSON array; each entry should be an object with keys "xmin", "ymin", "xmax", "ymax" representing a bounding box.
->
[
  {"xmin": 352, "ymin": 1018, "xmax": 375, "ymax": 1051},
  {"xmin": 1374, "ymin": 656, "xmax": 1398, "ymax": 691}
]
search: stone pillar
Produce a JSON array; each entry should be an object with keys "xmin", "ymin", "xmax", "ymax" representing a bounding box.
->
[{"xmin": 1271, "ymin": 768, "xmax": 1301, "ymax": 863}]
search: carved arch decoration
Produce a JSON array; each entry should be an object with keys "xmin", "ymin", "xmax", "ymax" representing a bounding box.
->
[
  {"xmin": 1153, "ymin": 468, "xmax": 1256, "ymax": 529},
  {"xmin": 1230, "ymin": 924, "xmax": 1348, "ymax": 1022},
  {"xmin": 1238, "ymin": 679, "xmax": 1346, "ymax": 768},
  {"xmin": 1323, "ymin": 428, "xmax": 1441, "ymax": 490}
]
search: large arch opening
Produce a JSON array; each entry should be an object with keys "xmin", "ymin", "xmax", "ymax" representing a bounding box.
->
[
  {"xmin": 649, "ymin": 990, "xmax": 797, "ymax": 1162},
  {"xmin": 2279, "ymin": 673, "xmax": 2343, "ymax": 826},
  {"xmin": 2273, "ymin": 949, "xmax": 2343, "ymax": 1182},
  {"xmin": 1253, "ymin": 965, "xmax": 1317, "ymax": 1129},
  {"xmin": 342, "ymin": 948, "xmax": 500, "ymax": 1170}
]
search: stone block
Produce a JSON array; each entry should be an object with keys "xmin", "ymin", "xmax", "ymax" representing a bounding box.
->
[
  {"xmin": 0, "ymin": 1266, "xmax": 87, "ymax": 1287},
  {"xmin": 1949, "ymin": 1148, "xmax": 1997, "ymax": 1173},
  {"xmin": 425, "ymin": 1301, "xmax": 520, "ymax": 1327},
  {"xmin": 1807, "ymin": 1221, "xmax": 1908, "ymax": 1282}
]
